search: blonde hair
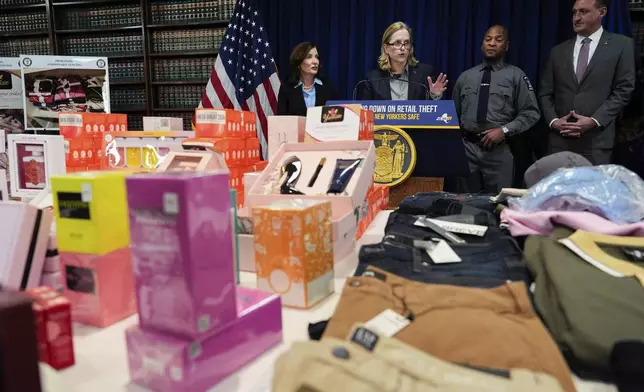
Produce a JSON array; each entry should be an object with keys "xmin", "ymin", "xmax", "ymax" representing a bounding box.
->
[{"xmin": 378, "ymin": 21, "xmax": 419, "ymax": 72}]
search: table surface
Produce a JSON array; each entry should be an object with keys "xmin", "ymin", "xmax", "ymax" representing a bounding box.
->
[{"xmin": 40, "ymin": 211, "xmax": 618, "ymax": 392}]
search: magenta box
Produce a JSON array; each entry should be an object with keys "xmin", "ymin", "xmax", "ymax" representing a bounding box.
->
[
  {"xmin": 126, "ymin": 171, "xmax": 237, "ymax": 339},
  {"xmin": 126, "ymin": 287, "xmax": 283, "ymax": 392}
]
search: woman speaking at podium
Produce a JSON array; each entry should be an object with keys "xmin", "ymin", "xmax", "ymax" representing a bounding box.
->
[{"xmin": 359, "ymin": 21, "xmax": 448, "ymax": 101}]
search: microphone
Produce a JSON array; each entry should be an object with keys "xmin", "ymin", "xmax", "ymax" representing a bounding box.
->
[{"xmin": 352, "ymin": 76, "xmax": 430, "ymax": 100}]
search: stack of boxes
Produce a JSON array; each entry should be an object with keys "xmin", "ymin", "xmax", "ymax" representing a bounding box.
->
[
  {"xmin": 58, "ymin": 113, "xmax": 128, "ymax": 173},
  {"xmin": 356, "ymin": 184, "xmax": 390, "ymax": 240},
  {"xmin": 124, "ymin": 170, "xmax": 282, "ymax": 391},
  {"xmin": 194, "ymin": 108, "xmax": 267, "ymax": 208},
  {"xmin": 51, "ymin": 171, "xmax": 136, "ymax": 328}
]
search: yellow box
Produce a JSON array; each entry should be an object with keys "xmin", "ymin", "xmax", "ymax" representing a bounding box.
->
[
  {"xmin": 52, "ymin": 171, "xmax": 130, "ymax": 255},
  {"xmin": 252, "ymin": 199, "xmax": 334, "ymax": 309}
]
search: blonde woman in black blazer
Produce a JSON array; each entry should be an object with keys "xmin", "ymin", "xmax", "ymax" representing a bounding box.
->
[{"xmin": 277, "ymin": 42, "xmax": 338, "ymax": 116}]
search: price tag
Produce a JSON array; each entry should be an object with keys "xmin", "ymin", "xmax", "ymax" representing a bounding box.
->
[
  {"xmin": 163, "ymin": 192, "xmax": 179, "ymax": 215},
  {"xmin": 427, "ymin": 240, "xmax": 462, "ymax": 264},
  {"xmin": 364, "ymin": 309, "xmax": 410, "ymax": 337}
]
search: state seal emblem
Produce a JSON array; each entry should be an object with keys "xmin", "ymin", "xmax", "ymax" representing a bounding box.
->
[{"xmin": 373, "ymin": 125, "xmax": 416, "ymax": 187}]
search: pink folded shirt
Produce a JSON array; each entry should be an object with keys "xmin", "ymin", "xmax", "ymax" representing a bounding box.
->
[{"xmin": 500, "ymin": 208, "xmax": 644, "ymax": 237}]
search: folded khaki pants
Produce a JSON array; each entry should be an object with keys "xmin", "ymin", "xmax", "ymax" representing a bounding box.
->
[
  {"xmin": 273, "ymin": 324, "xmax": 564, "ymax": 392},
  {"xmin": 323, "ymin": 266, "xmax": 575, "ymax": 392}
]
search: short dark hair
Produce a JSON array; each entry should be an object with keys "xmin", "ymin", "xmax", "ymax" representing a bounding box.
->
[
  {"xmin": 575, "ymin": 0, "xmax": 609, "ymax": 8},
  {"xmin": 485, "ymin": 25, "xmax": 509, "ymax": 42},
  {"xmin": 288, "ymin": 42, "xmax": 319, "ymax": 83}
]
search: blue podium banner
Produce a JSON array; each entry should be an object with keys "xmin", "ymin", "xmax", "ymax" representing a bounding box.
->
[{"xmin": 327, "ymin": 100, "xmax": 460, "ymax": 129}]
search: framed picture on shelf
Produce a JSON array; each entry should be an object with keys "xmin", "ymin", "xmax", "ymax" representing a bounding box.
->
[
  {"xmin": 19, "ymin": 55, "xmax": 110, "ymax": 132},
  {"xmin": 0, "ymin": 57, "xmax": 25, "ymax": 136}
]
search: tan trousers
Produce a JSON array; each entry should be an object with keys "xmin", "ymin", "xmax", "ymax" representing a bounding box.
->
[
  {"xmin": 273, "ymin": 323, "xmax": 564, "ymax": 392},
  {"xmin": 323, "ymin": 267, "xmax": 575, "ymax": 392}
]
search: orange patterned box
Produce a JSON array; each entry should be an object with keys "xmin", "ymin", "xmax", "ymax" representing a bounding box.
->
[
  {"xmin": 241, "ymin": 111, "xmax": 257, "ymax": 139},
  {"xmin": 245, "ymin": 138, "xmax": 261, "ymax": 165},
  {"xmin": 195, "ymin": 108, "xmax": 242, "ymax": 138},
  {"xmin": 252, "ymin": 200, "xmax": 334, "ymax": 309}
]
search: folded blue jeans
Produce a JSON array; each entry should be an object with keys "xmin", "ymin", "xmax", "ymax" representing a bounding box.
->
[
  {"xmin": 399, "ymin": 192, "xmax": 498, "ymax": 215},
  {"xmin": 357, "ymin": 235, "xmax": 531, "ymax": 289}
]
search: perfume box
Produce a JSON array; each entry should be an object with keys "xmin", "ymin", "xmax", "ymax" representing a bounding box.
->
[
  {"xmin": 143, "ymin": 117, "xmax": 184, "ymax": 132},
  {"xmin": 126, "ymin": 287, "xmax": 282, "ymax": 392},
  {"xmin": 101, "ymin": 131, "xmax": 193, "ymax": 170},
  {"xmin": 0, "ymin": 290, "xmax": 43, "ymax": 392},
  {"xmin": 25, "ymin": 286, "xmax": 75, "ymax": 370},
  {"xmin": 52, "ymin": 171, "xmax": 129, "ymax": 255},
  {"xmin": 304, "ymin": 104, "xmax": 374, "ymax": 143},
  {"xmin": 59, "ymin": 113, "xmax": 128, "ymax": 140},
  {"xmin": 247, "ymin": 141, "xmax": 376, "ymax": 221},
  {"xmin": 238, "ymin": 234, "xmax": 255, "ymax": 272},
  {"xmin": 180, "ymin": 137, "xmax": 244, "ymax": 168},
  {"xmin": 267, "ymin": 116, "xmax": 306, "ymax": 161},
  {"xmin": 0, "ymin": 201, "xmax": 52, "ymax": 290},
  {"xmin": 60, "ymin": 247, "xmax": 136, "ymax": 327},
  {"xmin": 126, "ymin": 171, "xmax": 237, "ymax": 339},
  {"xmin": 156, "ymin": 151, "xmax": 227, "ymax": 173},
  {"xmin": 241, "ymin": 111, "xmax": 257, "ymax": 139},
  {"xmin": 243, "ymin": 171, "xmax": 261, "ymax": 201},
  {"xmin": 195, "ymin": 108, "xmax": 243, "ymax": 139},
  {"xmin": 7, "ymin": 134, "xmax": 67, "ymax": 199},
  {"xmin": 252, "ymin": 199, "xmax": 334, "ymax": 309}
]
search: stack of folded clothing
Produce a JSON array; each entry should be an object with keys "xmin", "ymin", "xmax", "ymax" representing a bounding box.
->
[{"xmin": 25, "ymin": 75, "xmax": 105, "ymax": 114}]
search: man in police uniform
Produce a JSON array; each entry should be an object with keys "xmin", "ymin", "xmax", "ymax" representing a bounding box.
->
[{"xmin": 453, "ymin": 25, "xmax": 540, "ymax": 193}]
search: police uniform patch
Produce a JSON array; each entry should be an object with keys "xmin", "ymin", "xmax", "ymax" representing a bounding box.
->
[{"xmin": 523, "ymin": 76, "xmax": 534, "ymax": 91}]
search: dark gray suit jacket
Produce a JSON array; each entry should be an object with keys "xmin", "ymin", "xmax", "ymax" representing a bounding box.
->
[{"xmin": 538, "ymin": 31, "xmax": 635, "ymax": 150}]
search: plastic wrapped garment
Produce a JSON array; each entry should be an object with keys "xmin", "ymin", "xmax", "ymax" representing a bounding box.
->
[{"xmin": 508, "ymin": 165, "xmax": 644, "ymax": 224}]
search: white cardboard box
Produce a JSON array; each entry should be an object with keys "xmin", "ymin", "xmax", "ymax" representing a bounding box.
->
[{"xmin": 143, "ymin": 117, "xmax": 184, "ymax": 132}]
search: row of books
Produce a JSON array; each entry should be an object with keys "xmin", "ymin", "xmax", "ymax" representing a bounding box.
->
[
  {"xmin": 0, "ymin": 38, "xmax": 51, "ymax": 57},
  {"xmin": 157, "ymin": 85, "xmax": 203, "ymax": 109},
  {"xmin": 0, "ymin": 0, "xmax": 42, "ymax": 5},
  {"xmin": 152, "ymin": 57, "xmax": 214, "ymax": 81},
  {"xmin": 150, "ymin": 0, "xmax": 235, "ymax": 24},
  {"xmin": 151, "ymin": 28, "xmax": 225, "ymax": 53},
  {"xmin": 0, "ymin": 11, "xmax": 48, "ymax": 33},
  {"xmin": 55, "ymin": 4, "xmax": 141, "ymax": 30},
  {"xmin": 111, "ymin": 88, "xmax": 147, "ymax": 111},
  {"xmin": 109, "ymin": 59, "xmax": 145, "ymax": 82},
  {"xmin": 59, "ymin": 33, "xmax": 143, "ymax": 57}
]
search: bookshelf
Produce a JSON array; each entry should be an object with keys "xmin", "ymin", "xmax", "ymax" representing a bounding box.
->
[{"xmin": 0, "ymin": 0, "xmax": 234, "ymax": 131}]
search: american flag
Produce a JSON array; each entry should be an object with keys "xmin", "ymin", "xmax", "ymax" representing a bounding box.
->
[{"xmin": 198, "ymin": 0, "xmax": 280, "ymax": 159}]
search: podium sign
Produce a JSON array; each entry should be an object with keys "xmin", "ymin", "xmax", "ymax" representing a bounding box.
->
[
  {"xmin": 327, "ymin": 100, "xmax": 468, "ymax": 181},
  {"xmin": 327, "ymin": 100, "xmax": 460, "ymax": 129}
]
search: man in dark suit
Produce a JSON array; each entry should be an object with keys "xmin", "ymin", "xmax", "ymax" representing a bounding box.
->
[{"xmin": 538, "ymin": 0, "xmax": 635, "ymax": 165}]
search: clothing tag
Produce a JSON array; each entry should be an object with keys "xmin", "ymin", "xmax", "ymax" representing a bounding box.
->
[
  {"xmin": 427, "ymin": 240, "xmax": 462, "ymax": 264},
  {"xmin": 350, "ymin": 327, "xmax": 380, "ymax": 352},
  {"xmin": 81, "ymin": 183, "xmax": 92, "ymax": 203},
  {"xmin": 426, "ymin": 219, "xmax": 488, "ymax": 237},
  {"xmin": 364, "ymin": 309, "xmax": 410, "ymax": 337},
  {"xmin": 360, "ymin": 269, "xmax": 387, "ymax": 281},
  {"xmin": 413, "ymin": 218, "xmax": 467, "ymax": 243}
]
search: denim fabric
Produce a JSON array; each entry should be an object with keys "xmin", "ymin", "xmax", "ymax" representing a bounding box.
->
[
  {"xmin": 385, "ymin": 212, "xmax": 507, "ymax": 244},
  {"xmin": 357, "ymin": 235, "xmax": 531, "ymax": 289},
  {"xmin": 399, "ymin": 192, "xmax": 498, "ymax": 215}
]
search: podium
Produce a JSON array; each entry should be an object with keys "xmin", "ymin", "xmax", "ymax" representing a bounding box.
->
[{"xmin": 328, "ymin": 100, "xmax": 468, "ymax": 204}]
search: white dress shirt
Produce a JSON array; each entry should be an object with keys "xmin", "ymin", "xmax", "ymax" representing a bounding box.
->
[
  {"xmin": 573, "ymin": 26, "xmax": 604, "ymax": 71},
  {"xmin": 549, "ymin": 26, "xmax": 604, "ymax": 128}
]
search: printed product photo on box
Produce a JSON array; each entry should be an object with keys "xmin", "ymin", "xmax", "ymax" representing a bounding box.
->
[
  {"xmin": 102, "ymin": 131, "xmax": 193, "ymax": 171},
  {"xmin": 304, "ymin": 104, "xmax": 374, "ymax": 143},
  {"xmin": 0, "ymin": 57, "xmax": 25, "ymax": 135},
  {"xmin": 20, "ymin": 55, "xmax": 110, "ymax": 131},
  {"xmin": 7, "ymin": 134, "xmax": 66, "ymax": 199}
]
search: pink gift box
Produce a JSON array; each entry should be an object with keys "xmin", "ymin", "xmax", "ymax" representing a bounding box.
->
[
  {"xmin": 0, "ymin": 201, "xmax": 52, "ymax": 290},
  {"xmin": 126, "ymin": 287, "xmax": 282, "ymax": 392},
  {"xmin": 60, "ymin": 248, "xmax": 136, "ymax": 328},
  {"xmin": 246, "ymin": 141, "xmax": 376, "ymax": 221},
  {"xmin": 126, "ymin": 171, "xmax": 237, "ymax": 339},
  {"xmin": 266, "ymin": 115, "xmax": 306, "ymax": 161}
]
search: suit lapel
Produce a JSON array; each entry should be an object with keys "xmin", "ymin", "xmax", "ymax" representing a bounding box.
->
[
  {"xmin": 408, "ymin": 67, "xmax": 420, "ymax": 100},
  {"xmin": 378, "ymin": 72, "xmax": 392, "ymax": 100},
  {"xmin": 579, "ymin": 31, "xmax": 612, "ymax": 86}
]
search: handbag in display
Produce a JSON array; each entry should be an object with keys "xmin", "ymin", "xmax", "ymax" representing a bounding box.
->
[{"xmin": 27, "ymin": 78, "xmax": 56, "ymax": 107}]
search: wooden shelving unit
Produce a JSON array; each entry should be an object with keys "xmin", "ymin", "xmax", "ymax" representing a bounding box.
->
[{"xmin": 0, "ymin": 0, "xmax": 234, "ymax": 131}]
